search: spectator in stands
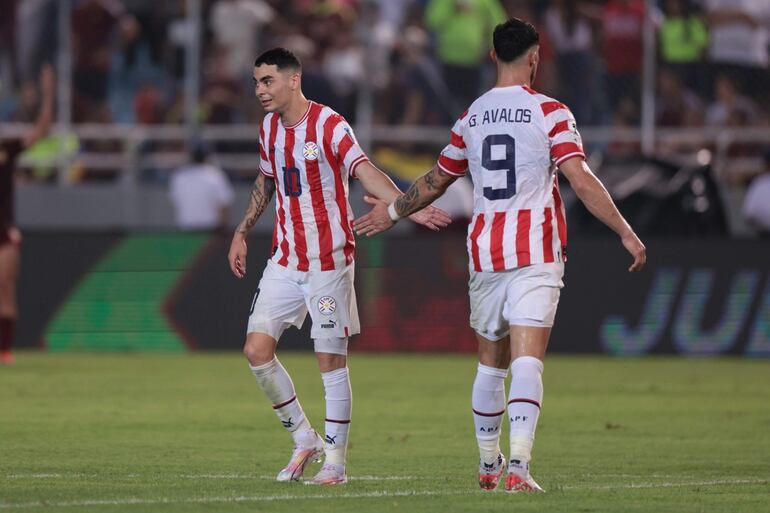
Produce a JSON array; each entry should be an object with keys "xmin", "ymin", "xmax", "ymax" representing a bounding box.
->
[
  {"xmin": 169, "ymin": 142, "xmax": 234, "ymax": 232},
  {"xmin": 704, "ymin": 0, "xmax": 770, "ymax": 102},
  {"xmin": 322, "ymin": 18, "xmax": 365, "ymax": 121},
  {"xmin": 391, "ymin": 26, "xmax": 454, "ymax": 126},
  {"xmin": 201, "ymin": 48, "xmax": 243, "ymax": 124},
  {"xmin": 210, "ymin": 0, "xmax": 275, "ymax": 80},
  {"xmin": 656, "ymin": 68, "xmax": 703, "ymax": 127},
  {"xmin": 425, "ymin": 0, "xmax": 506, "ymax": 115},
  {"xmin": 659, "ymin": 0, "xmax": 709, "ymax": 92},
  {"xmin": 71, "ymin": 0, "xmax": 137, "ymax": 122},
  {"xmin": 545, "ymin": 0, "xmax": 596, "ymax": 124},
  {"xmin": 742, "ymin": 150, "xmax": 770, "ymax": 237},
  {"xmin": 705, "ymin": 74, "xmax": 757, "ymax": 128},
  {"xmin": 122, "ymin": 0, "xmax": 173, "ymax": 70},
  {"xmin": 585, "ymin": 0, "xmax": 646, "ymax": 111}
]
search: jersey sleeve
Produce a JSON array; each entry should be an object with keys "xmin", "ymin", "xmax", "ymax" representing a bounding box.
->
[
  {"xmin": 437, "ymin": 116, "xmax": 468, "ymax": 177},
  {"xmin": 258, "ymin": 122, "xmax": 273, "ymax": 178},
  {"xmin": 545, "ymin": 103, "xmax": 585, "ymax": 167},
  {"xmin": 331, "ymin": 119, "xmax": 369, "ymax": 179}
]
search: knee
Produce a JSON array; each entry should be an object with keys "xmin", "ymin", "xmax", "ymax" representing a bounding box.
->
[{"xmin": 243, "ymin": 337, "xmax": 275, "ymax": 366}]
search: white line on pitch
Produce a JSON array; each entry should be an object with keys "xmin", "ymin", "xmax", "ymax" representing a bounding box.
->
[
  {"xmin": 6, "ymin": 473, "xmax": 416, "ymax": 481},
  {"xmin": 0, "ymin": 490, "xmax": 456, "ymax": 509},
  {"xmin": 0, "ymin": 478, "xmax": 768, "ymax": 509},
  {"xmin": 563, "ymin": 478, "xmax": 769, "ymax": 491}
]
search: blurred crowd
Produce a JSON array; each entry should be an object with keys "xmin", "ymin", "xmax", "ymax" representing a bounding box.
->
[{"xmin": 0, "ymin": 0, "xmax": 768, "ymax": 131}]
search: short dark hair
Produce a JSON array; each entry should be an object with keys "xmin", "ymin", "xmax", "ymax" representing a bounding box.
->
[
  {"xmin": 254, "ymin": 47, "xmax": 302, "ymax": 71},
  {"xmin": 493, "ymin": 18, "xmax": 539, "ymax": 63}
]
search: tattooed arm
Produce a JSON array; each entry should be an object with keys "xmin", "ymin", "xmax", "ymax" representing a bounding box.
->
[
  {"xmin": 353, "ymin": 165, "xmax": 457, "ymax": 237},
  {"xmin": 394, "ymin": 165, "xmax": 455, "ymax": 218},
  {"xmin": 228, "ymin": 173, "xmax": 275, "ymax": 278}
]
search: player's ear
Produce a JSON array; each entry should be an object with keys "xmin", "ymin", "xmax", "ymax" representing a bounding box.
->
[
  {"xmin": 489, "ymin": 49, "xmax": 497, "ymax": 63},
  {"xmin": 529, "ymin": 46, "xmax": 539, "ymax": 67}
]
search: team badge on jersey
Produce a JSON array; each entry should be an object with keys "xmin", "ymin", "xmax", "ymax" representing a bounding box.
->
[
  {"xmin": 318, "ymin": 296, "xmax": 337, "ymax": 315},
  {"xmin": 303, "ymin": 141, "xmax": 320, "ymax": 161}
]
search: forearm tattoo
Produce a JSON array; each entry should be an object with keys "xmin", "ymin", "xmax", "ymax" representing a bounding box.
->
[
  {"xmin": 394, "ymin": 166, "xmax": 450, "ymax": 217},
  {"xmin": 236, "ymin": 174, "xmax": 275, "ymax": 235}
]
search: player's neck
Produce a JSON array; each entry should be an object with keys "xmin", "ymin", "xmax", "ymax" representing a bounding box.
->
[
  {"xmin": 280, "ymin": 95, "xmax": 310, "ymax": 127},
  {"xmin": 494, "ymin": 66, "xmax": 531, "ymax": 89}
]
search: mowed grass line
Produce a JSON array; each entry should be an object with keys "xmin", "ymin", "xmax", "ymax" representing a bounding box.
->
[{"xmin": 1, "ymin": 353, "xmax": 768, "ymax": 513}]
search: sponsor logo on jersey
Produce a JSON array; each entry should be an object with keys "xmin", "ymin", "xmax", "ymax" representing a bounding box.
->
[
  {"xmin": 321, "ymin": 319, "xmax": 337, "ymax": 329},
  {"xmin": 302, "ymin": 141, "xmax": 320, "ymax": 161},
  {"xmin": 318, "ymin": 296, "xmax": 336, "ymax": 315}
]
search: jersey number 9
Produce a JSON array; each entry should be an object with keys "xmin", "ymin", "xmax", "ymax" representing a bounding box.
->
[{"xmin": 481, "ymin": 134, "xmax": 516, "ymax": 201}]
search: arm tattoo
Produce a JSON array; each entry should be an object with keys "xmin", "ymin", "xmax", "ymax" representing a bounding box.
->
[
  {"xmin": 235, "ymin": 174, "xmax": 275, "ymax": 235},
  {"xmin": 394, "ymin": 166, "xmax": 452, "ymax": 217}
]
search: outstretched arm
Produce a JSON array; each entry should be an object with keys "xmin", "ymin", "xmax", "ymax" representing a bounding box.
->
[
  {"xmin": 354, "ymin": 161, "xmax": 452, "ymax": 233},
  {"xmin": 354, "ymin": 164, "xmax": 456, "ymax": 237},
  {"xmin": 228, "ymin": 173, "xmax": 275, "ymax": 278},
  {"xmin": 559, "ymin": 157, "xmax": 646, "ymax": 272},
  {"xmin": 22, "ymin": 63, "xmax": 55, "ymax": 149}
]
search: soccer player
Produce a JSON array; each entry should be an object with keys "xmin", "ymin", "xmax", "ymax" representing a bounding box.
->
[
  {"xmin": 0, "ymin": 64, "xmax": 54, "ymax": 365},
  {"xmin": 227, "ymin": 48, "xmax": 450, "ymax": 485},
  {"xmin": 353, "ymin": 18, "xmax": 646, "ymax": 492}
]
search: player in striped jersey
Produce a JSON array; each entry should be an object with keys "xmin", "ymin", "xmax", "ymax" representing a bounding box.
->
[
  {"xmin": 354, "ymin": 18, "xmax": 646, "ymax": 492},
  {"xmin": 227, "ymin": 48, "xmax": 451, "ymax": 486}
]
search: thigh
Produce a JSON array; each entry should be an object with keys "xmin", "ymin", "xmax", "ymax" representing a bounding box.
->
[
  {"xmin": 504, "ymin": 263, "xmax": 564, "ymax": 329},
  {"xmin": 469, "ymin": 270, "xmax": 509, "ymax": 341},
  {"xmin": 306, "ymin": 264, "xmax": 359, "ymax": 340},
  {"xmin": 247, "ymin": 262, "xmax": 307, "ymax": 338}
]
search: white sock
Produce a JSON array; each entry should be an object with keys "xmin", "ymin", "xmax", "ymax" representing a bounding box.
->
[
  {"xmin": 250, "ymin": 358, "xmax": 312, "ymax": 441},
  {"xmin": 321, "ymin": 367, "xmax": 351, "ymax": 466},
  {"xmin": 507, "ymin": 356, "xmax": 544, "ymax": 471},
  {"xmin": 472, "ymin": 363, "xmax": 508, "ymax": 464}
]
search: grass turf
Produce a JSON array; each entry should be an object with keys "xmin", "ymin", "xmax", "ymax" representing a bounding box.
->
[{"xmin": 1, "ymin": 353, "xmax": 768, "ymax": 512}]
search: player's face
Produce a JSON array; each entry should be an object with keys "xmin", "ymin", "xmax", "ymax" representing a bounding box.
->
[{"xmin": 253, "ymin": 64, "xmax": 299, "ymax": 113}]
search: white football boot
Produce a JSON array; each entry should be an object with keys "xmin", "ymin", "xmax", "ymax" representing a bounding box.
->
[
  {"xmin": 306, "ymin": 463, "xmax": 347, "ymax": 485},
  {"xmin": 275, "ymin": 431, "xmax": 324, "ymax": 482}
]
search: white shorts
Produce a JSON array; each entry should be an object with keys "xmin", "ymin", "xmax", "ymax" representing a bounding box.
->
[
  {"xmin": 469, "ymin": 263, "xmax": 564, "ymax": 340},
  {"xmin": 247, "ymin": 260, "xmax": 360, "ymax": 344}
]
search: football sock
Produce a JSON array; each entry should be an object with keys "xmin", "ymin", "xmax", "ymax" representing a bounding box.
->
[
  {"xmin": 321, "ymin": 367, "xmax": 351, "ymax": 466},
  {"xmin": 250, "ymin": 358, "xmax": 311, "ymax": 440},
  {"xmin": 472, "ymin": 363, "xmax": 508, "ymax": 464},
  {"xmin": 507, "ymin": 356, "xmax": 544, "ymax": 472},
  {"xmin": 0, "ymin": 317, "xmax": 15, "ymax": 352}
]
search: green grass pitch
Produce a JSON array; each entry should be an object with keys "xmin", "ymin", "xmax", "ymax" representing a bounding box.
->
[{"xmin": 1, "ymin": 353, "xmax": 769, "ymax": 512}]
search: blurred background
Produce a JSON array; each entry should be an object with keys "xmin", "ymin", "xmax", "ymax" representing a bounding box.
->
[{"xmin": 1, "ymin": 0, "xmax": 769, "ymax": 356}]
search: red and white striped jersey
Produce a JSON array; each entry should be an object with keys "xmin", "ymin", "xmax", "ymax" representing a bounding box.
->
[
  {"xmin": 258, "ymin": 101, "xmax": 369, "ymax": 271},
  {"xmin": 437, "ymin": 85, "xmax": 585, "ymax": 272}
]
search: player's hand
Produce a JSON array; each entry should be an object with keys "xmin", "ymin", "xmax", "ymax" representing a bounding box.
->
[
  {"xmin": 8, "ymin": 227, "xmax": 22, "ymax": 246},
  {"xmin": 353, "ymin": 196, "xmax": 395, "ymax": 237},
  {"xmin": 621, "ymin": 231, "xmax": 646, "ymax": 272},
  {"xmin": 408, "ymin": 205, "xmax": 452, "ymax": 231},
  {"xmin": 228, "ymin": 232, "xmax": 248, "ymax": 278}
]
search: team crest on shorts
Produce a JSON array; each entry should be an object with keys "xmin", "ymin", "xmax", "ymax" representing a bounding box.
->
[
  {"xmin": 318, "ymin": 296, "xmax": 336, "ymax": 315},
  {"xmin": 303, "ymin": 141, "xmax": 320, "ymax": 161}
]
